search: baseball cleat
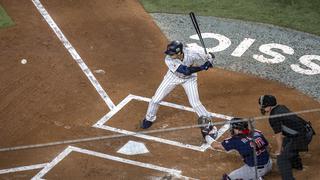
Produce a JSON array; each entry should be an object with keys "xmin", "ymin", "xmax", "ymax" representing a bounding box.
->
[{"xmin": 140, "ymin": 119, "xmax": 153, "ymax": 129}]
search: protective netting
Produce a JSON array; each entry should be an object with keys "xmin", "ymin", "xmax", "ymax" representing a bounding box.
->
[{"xmin": 1, "ymin": 108, "xmax": 318, "ymax": 180}]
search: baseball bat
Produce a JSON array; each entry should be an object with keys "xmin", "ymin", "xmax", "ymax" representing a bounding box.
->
[{"xmin": 189, "ymin": 12, "xmax": 207, "ymax": 54}]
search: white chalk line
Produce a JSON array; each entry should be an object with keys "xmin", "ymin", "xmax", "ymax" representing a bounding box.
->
[
  {"xmin": 93, "ymin": 94, "xmax": 232, "ymax": 152},
  {"xmin": 31, "ymin": 147, "xmax": 73, "ymax": 180},
  {"xmin": 31, "ymin": 146, "xmax": 197, "ymax": 180},
  {"xmin": 94, "ymin": 94, "xmax": 232, "ymax": 127},
  {"xmin": 2, "ymin": 94, "xmax": 231, "ymax": 176},
  {"xmin": 0, "ymin": 119, "xmax": 233, "ymax": 153},
  {"xmin": 132, "ymin": 95, "xmax": 233, "ymax": 120},
  {"xmin": 98, "ymin": 125, "xmax": 205, "ymax": 152},
  {"xmin": 31, "ymin": 0, "xmax": 115, "ymax": 110},
  {"xmin": 0, "ymin": 163, "xmax": 47, "ymax": 175},
  {"xmin": 93, "ymin": 94, "xmax": 133, "ymax": 127}
]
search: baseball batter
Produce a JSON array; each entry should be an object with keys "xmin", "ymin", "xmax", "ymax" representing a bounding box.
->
[
  {"xmin": 141, "ymin": 40, "xmax": 215, "ymax": 129},
  {"xmin": 209, "ymin": 118, "xmax": 272, "ymax": 180}
]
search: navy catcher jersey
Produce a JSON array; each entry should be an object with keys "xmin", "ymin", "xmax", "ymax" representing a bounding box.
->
[{"xmin": 221, "ymin": 131, "xmax": 270, "ymax": 166}]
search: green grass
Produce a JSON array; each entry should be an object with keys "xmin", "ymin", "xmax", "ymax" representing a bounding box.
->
[
  {"xmin": 139, "ymin": 0, "xmax": 320, "ymax": 36},
  {"xmin": 0, "ymin": 4, "xmax": 14, "ymax": 28}
]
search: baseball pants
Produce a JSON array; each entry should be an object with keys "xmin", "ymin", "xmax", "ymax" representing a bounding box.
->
[
  {"xmin": 277, "ymin": 137, "xmax": 304, "ymax": 180},
  {"xmin": 228, "ymin": 159, "xmax": 272, "ymax": 180},
  {"xmin": 145, "ymin": 72, "xmax": 211, "ymax": 122}
]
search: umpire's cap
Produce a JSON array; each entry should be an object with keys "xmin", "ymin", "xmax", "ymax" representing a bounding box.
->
[
  {"xmin": 165, "ymin": 40, "xmax": 183, "ymax": 55},
  {"xmin": 230, "ymin": 117, "xmax": 248, "ymax": 131},
  {"xmin": 259, "ymin": 95, "xmax": 277, "ymax": 108}
]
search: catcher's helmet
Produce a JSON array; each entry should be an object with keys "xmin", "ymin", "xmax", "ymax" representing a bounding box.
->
[
  {"xmin": 165, "ymin": 40, "xmax": 183, "ymax": 55},
  {"xmin": 230, "ymin": 117, "xmax": 248, "ymax": 131},
  {"xmin": 259, "ymin": 95, "xmax": 277, "ymax": 108}
]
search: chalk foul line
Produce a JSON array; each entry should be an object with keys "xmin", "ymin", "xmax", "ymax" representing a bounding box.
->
[{"xmin": 31, "ymin": 0, "xmax": 115, "ymax": 110}]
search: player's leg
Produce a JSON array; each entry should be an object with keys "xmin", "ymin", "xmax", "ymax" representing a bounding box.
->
[
  {"xmin": 228, "ymin": 164, "xmax": 257, "ymax": 180},
  {"xmin": 277, "ymin": 152, "xmax": 295, "ymax": 180},
  {"xmin": 291, "ymin": 151, "xmax": 303, "ymax": 170},
  {"xmin": 182, "ymin": 77, "xmax": 211, "ymax": 117},
  {"xmin": 227, "ymin": 159, "xmax": 272, "ymax": 180},
  {"xmin": 141, "ymin": 73, "xmax": 178, "ymax": 128},
  {"xmin": 262, "ymin": 158, "xmax": 273, "ymax": 176},
  {"xmin": 277, "ymin": 138, "xmax": 295, "ymax": 180},
  {"xmin": 257, "ymin": 158, "xmax": 273, "ymax": 178}
]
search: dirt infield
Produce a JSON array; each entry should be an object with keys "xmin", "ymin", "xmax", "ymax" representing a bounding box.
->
[{"xmin": 0, "ymin": 0, "xmax": 319, "ymax": 179}]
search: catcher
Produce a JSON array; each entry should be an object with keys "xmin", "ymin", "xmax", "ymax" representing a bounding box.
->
[{"xmin": 201, "ymin": 117, "xmax": 272, "ymax": 180}]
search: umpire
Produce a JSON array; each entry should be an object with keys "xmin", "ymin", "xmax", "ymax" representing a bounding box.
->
[{"xmin": 258, "ymin": 95, "xmax": 315, "ymax": 180}]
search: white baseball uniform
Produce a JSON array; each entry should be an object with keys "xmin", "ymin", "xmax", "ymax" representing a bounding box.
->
[{"xmin": 145, "ymin": 46, "xmax": 213, "ymax": 122}]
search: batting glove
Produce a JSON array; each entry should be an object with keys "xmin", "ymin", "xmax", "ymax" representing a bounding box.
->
[
  {"xmin": 201, "ymin": 61, "xmax": 213, "ymax": 70},
  {"xmin": 209, "ymin": 52, "xmax": 215, "ymax": 59},
  {"xmin": 205, "ymin": 52, "xmax": 215, "ymax": 60}
]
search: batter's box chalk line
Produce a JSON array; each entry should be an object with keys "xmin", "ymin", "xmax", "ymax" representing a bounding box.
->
[
  {"xmin": 30, "ymin": 146, "xmax": 198, "ymax": 180},
  {"xmin": 93, "ymin": 94, "xmax": 233, "ymax": 152}
]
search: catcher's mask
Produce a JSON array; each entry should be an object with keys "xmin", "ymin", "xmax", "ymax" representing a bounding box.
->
[
  {"xmin": 165, "ymin": 40, "xmax": 183, "ymax": 55},
  {"xmin": 258, "ymin": 95, "xmax": 277, "ymax": 115},
  {"xmin": 198, "ymin": 116, "xmax": 212, "ymax": 128},
  {"xmin": 230, "ymin": 117, "xmax": 248, "ymax": 135}
]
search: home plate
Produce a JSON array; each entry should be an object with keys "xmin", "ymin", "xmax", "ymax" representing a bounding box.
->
[{"xmin": 117, "ymin": 140, "xmax": 149, "ymax": 155}]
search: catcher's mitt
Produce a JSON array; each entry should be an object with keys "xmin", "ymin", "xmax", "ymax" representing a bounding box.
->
[
  {"xmin": 198, "ymin": 116, "xmax": 212, "ymax": 129},
  {"xmin": 198, "ymin": 116, "xmax": 218, "ymax": 142}
]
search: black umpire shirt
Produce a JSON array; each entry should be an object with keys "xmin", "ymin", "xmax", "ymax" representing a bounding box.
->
[{"xmin": 269, "ymin": 105, "xmax": 306, "ymax": 137}]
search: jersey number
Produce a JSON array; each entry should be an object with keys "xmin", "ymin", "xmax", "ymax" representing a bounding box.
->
[{"xmin": 250, "ymin": 137, "xmax": 266, "ymax": 155}]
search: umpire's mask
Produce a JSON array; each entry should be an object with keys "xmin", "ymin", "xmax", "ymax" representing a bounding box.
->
[{"xmin": 258, "ymin": 95, "xmax": 277, "ymax": 115}]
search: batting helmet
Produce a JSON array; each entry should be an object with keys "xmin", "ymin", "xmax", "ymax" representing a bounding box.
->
[
  {"xmin": 259, "ymin": 95, "xmax": 277, "ymax": 108},
  {"xmin": 230, "ymin": 117, "xmax": 248, "ymax": 131},
  {"xmin": 165, "ymin": 40, "xmax": 183, "ymax": 55}
]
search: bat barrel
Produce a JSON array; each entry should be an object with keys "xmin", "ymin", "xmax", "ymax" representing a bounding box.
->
[{"xmin": 189, "ymin": 12, "xmax": 207, "ymax": 54}]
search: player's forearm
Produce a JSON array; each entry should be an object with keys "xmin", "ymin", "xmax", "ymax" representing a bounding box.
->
[
  {"xmin": 211, "ymin": 141, "xmax": 224, "ymax": 151},
  {"xmin": 188, "ymin": 66, "xmax": 203, "ymax": 73},
  {"xmin": 176, "ymin": 65, "xmax": 203, "ymax": 75}
]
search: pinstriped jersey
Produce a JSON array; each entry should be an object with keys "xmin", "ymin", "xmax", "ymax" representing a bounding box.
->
[{"xmin": 165, "ymin": 46, "xmax": 209, "ymax": 79}]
